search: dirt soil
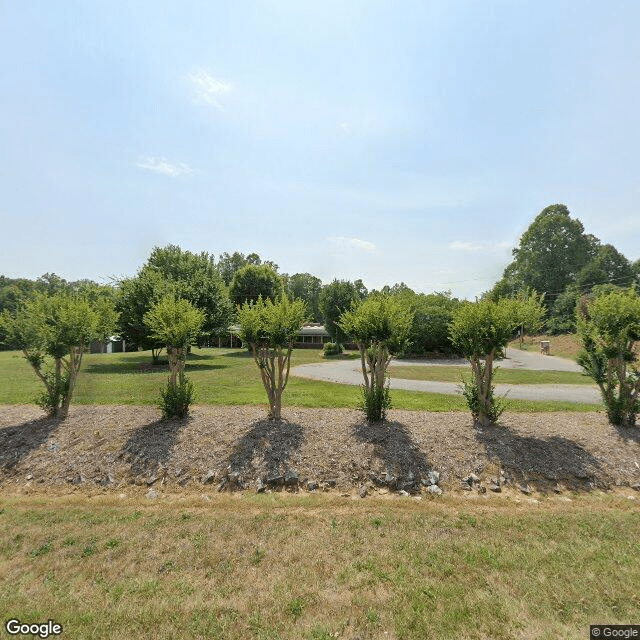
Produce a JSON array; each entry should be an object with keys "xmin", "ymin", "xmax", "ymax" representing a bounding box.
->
[{"xmin": 1, "ymin": 405, "xmax": 639, "ymax": 497}]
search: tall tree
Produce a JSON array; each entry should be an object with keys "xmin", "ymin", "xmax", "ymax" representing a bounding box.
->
[
  {"xmin": 117, "ymin": 245, "xmax": 232, "ymax": 359},
  {"xmin": 498, "ymin": 204, "xmax": 596, "ymax": 299},
  {"xmin": 229, "ymin": 264, "xmax": 282, "ymax": 307},
  {"xmin": 319, "ymin": 279, "xmax": 360, "ymax": 344},
  {"xmin": 575, "ymin": 244, "xmax": 635, "ymax": 292},
  {"xmin": 287, "ymin": 273, "xmax": 322, "ymax": 321}
]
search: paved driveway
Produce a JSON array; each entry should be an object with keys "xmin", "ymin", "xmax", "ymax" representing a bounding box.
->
[{"xmin": 291, "ymin": 349, "xmax": 600, "ymax": 404}]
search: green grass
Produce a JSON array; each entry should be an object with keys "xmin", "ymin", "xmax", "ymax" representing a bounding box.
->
[
  {"xmin": 0, "ymin": 348, "xmax": 599, "ymax": 412},
  {"xmin": 0, "ymin": 492, "xmax": 638, "ymax": 640},
  {"xmin": 388, "ymin": 364, "xmax": 594, "ymax": 385}
]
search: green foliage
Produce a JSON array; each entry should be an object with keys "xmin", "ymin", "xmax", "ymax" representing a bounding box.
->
[
  {"xmin": 144, "ymin": 297, "xmax": 205, "ymax": 350},
  {"xmin": 287, "ymin": 273, "xmax": 322, "ymax": 321},
  {"xmin": 229, "ymin": 264, "xmax": 282, "ymax": 307},
  {"xmin": 449, "ymin": 299, "xmax": 517, "ymax": 360},
  {"xmin": 507, "ymin": 204, "xmax": 595, "ymax": 298},
  {"xmin": 236, "ymin": 296, "xmax": 308, "ymax": 419},
  {"xmin": 217, "ymin": 251, "xmax": 278, "ymax": 286},
  {"xmin": 159, "ymin": 375, "xmax": 194, "ymax": 419},
  {"xmin": 339, "ymin": 294, "xmax": 413, "ymax": 422},
  {"xmin": 1, "ymin": 291, "xmax": 117, "ymax": 417},
  {"xmin": 459, "ymin": 368, "xmax": 505, "ymax": 425},
  {"xmin": 117, "ymin": 245, "xmax": 232, "ymax": 353},
  {"xmin": 319, "ymin": 279, "xmax": 360, "ymax": 344},
  {"xmin": 576, "ymin": 244, "xmax": 635, "ymax": 292},
  {"xmin": 577, "ymin": 288, "xmax": 640, "ymax": 426},
  {"xmin": 360, "ymin": 381, "xmax": 392, "ymax": 423},
  {"xmin": 450, "ymin": 299, "xmax": 518, "ymax": 426},
  {"xmin": 322, "ymin": 342, "xmax": 343, "ymax": 357}
]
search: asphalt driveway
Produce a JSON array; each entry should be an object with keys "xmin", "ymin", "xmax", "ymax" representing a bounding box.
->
[{"xmin": 291, "ymin": 348, "xmax": 600, "ymax": 404}]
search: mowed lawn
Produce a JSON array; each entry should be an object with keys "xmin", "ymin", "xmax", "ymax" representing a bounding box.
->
[
  {"xmin": 0, "ymin": 492, "xmax": 638, "ymax": 640},
  {"xmin": 388, "ymin": 365, "xmax": 594, "ymax": 386},
  {"xmin": 0, "ymin": 348, "xmax": 599, "ymax": 412}
]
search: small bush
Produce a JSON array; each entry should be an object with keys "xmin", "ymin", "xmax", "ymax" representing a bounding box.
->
[
  {"xmin": 159, "ymin": 376, "xmax": 194, "ymax": 419},
  {"xmin": 360, "ymin": 382, "xmax": 391, "ymax": 423},
  {"xmin": 458, "ymin": 374, "xmax": 505, "ymax": 426},
  {"xmin": 35, "ymin": 371, "xmax": 70, "ymax": 417},
  {"xmin": 323, "ymin": 342, "xmax": 343, "ymax": 357}
]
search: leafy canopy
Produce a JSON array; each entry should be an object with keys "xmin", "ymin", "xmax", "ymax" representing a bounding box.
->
[
  {"xmin": 144, "ymin": 297, "xmax": 205, "ymax": 349},
  {"xmin": 236, "ymin": 296, "xmax": 308, "ymax": 350}
]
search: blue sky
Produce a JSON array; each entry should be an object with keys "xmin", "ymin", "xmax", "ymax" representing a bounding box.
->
[{"xmin": 1, "ymin": 1, "xmax": 639, "ymax": 299}]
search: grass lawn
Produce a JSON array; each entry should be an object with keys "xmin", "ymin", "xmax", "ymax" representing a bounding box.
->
[
  {"xmin": 388, "ymin": 365, "xmax": 594, "ymax": 386},
  {"xmin": 0, "ymin": 348, "xmax": 599, "ymax": 413},
  {"xmin": 0, "ymin": 492, "xmax": 637, "ymax": 640}
]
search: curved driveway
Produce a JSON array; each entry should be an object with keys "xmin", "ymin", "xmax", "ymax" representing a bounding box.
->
[{"xmin": 291, "ymin": 348, "xmax": 601, "ymax": 404}]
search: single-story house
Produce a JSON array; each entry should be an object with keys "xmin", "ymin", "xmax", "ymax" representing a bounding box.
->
[{"xmin": 89, "ymin": 336, "xmax": 126, "ymax": 354}]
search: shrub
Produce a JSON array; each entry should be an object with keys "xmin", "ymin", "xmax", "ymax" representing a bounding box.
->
[
  {"xmin": 323, "ymin": 342, "xmax": 342, "ymax": 357},
  {"xmin": 360, "ymin": 381, "xmax": 392, "ymax": 423},
  {"xmin": 159, "ymin": 375, "xmax": 194, "ymax": 419}
]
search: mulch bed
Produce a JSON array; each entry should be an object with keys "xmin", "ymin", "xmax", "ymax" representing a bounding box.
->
[{"xmin": 1, "ymin": 405, "xmax": 639, "ymax": 496}]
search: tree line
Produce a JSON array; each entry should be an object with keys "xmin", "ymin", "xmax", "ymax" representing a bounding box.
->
[{"xmin": 1, "ymin": 203, "xmax": 639, "ymax": 427}]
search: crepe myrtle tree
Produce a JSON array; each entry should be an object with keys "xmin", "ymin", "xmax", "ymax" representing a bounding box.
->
[
  {"xmin": 144, "ymin": 296, "xmax": 205, "ymax": 418},
  {"xmin": 236, "ymin": 296, "xmax": 308, "ymax": 420},
  {"xmin": 338, "ymin": 295, "xmax": 413, "ymax": 422},
  {"xmin": 449, "ymin": 299, "xmax": 519, "ymax": 427},
  {"xmin": 577, "ymin": 288, "xmax": 640, "ymax": 427},
  {"xmin": 1, "ymin": 291, "xmax": 118, "ymax": 418}
]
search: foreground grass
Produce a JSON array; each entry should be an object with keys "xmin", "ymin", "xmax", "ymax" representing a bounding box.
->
[
  {"xmin": 388, "ymin": 365, "xmax": 594, "ymax": 386},
  {"xmin": 0, "ymin": 349, "xmax": 599, "ymax": 412},
  {"xmin": 0, "ymin": 492, "xmax": 637, "ymax": 640}
]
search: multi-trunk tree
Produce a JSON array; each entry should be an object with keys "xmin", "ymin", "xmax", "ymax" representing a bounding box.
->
[
  {"xmin": 236, "ymin": 296, "xmax": 307, "ymax": 420},
  {"xmin": 449, "ymin": 299, "xmax": 519, "ymax": 427},
  {"xmin": 338, "ymin": 295, "xmax": 413, "ymax": 422},
  {"xmin": 577, "ymin": 288, "xmax": 640, "ymax": 427},
  {"xmin": 1, "ymin": 292, "xmax": 118, "ymax": 418},
  {"xmin": 143, "ymin": 296, "xmax": 204, "ymax": 418}
]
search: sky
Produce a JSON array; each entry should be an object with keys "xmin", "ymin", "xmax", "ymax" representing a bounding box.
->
[{"xmin": 1, "ymin": 1, "xmax": 639, "ymax": 300}]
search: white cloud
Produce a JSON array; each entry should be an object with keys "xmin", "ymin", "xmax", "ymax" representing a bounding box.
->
[
  {"xmin": 188, "ymin": 69, "xmax": 233, "ymax": 110},
  {"xmin": 136, "ymin": 157, "xmax": 193, "ymax": 176},
  {"xmin": 329, "ymin": 236, "xmax": 377, "ymax": 252},
  {"xmin": 448, "ymin": 240, "xmax": 512, "ymax": 253},
  {"xmin": 338, "ymin": 122, "xmax": 352, "ymax": 134}
]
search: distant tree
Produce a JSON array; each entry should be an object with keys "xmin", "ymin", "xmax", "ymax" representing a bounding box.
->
[
  {"xmin": 144, "ymin": 296, "xmax": 204, "ymax": 418},
  {"xmin": 117, "ymin": 245, "xmax": 232, "ymax": 360},
  {"xmin": 338, "ymin": 295, "xmax": 413, "ymax": 422},
  {"xmin": 511, "ymin": 288, "xmax": 546, "ymax": 348},
  {"xmin": 287, "ymin": 273, "xmax": 322, "ymax": 321},
  {"xmin": 319, "ymin": 279, "xmax": 360, "ymax": 344},
  {"xmin": 236, "ymin": 296, "xmax": 308, "ymax": 420},
  {"xmin": 575, "ymin": 244, "xmax": 635, "ymax": 292},
  {"xmin": 217, "ymin": 251, "xmax": 279, "ymax": 286},
  {"xmin": 392, "ymin": 290, "xmax": 462, "ymax": 356},
  {"xmin": 229, "ymin": 264, "xmax": 282, "ymax": 307},
  {"xmin": 547, "ymin": 284, "xmax": 581, "ymax": 335},
  {"xmin": 499, "ymin": 204, "xmax": 596, "ymax": 300},
  {"xmin": 577, "ymin": 288, "xmax": 640, "ymax": 427},
  {"xmin": 354, "ymin": 278, "xmax": 369, "ymax": 300},
  {"xmin": 449, "ymin": 299, "xmax": 519, "ymax": 427},
  {"xmin": 1, "ymin": 292, "xmax": 118, "ymax": 418}
]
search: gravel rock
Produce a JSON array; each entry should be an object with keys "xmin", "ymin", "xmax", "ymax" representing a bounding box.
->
[
  {"xmin": 427, "ymin": 470, "xmax": 440, "ymax": 486},
  {"xmin": 427, "ymin": 485, "xmax": 442, "ymax": 495},
  {"xmin": 256, "ymin": 479, "xmax": 266, "ymax": 493},
  {"xmin": 307, "ymin": 481, "xmax": 319, "ymax": 491},
  {"xmin": 359, "ymin": 485, "xmax": 368, "ymax": 498},
  {"xmin": 146, "ymin": 488, "xmax": 158, "ymax": 499},
  {"xmin": 520, "ymin": 484, "xmax": 532, "ymax": 495},
  {"xmin": 202, "ymin": 470, "xmax": 215, "ymax": 484},
  {"xmin": 489, "ymin": 483, "xmax": 502, "ymax": 493}
]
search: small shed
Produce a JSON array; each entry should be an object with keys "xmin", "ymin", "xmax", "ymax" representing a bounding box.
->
[{"xmin": 90, "ymin": 336, "xmax": 126, "ymax": 354}]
